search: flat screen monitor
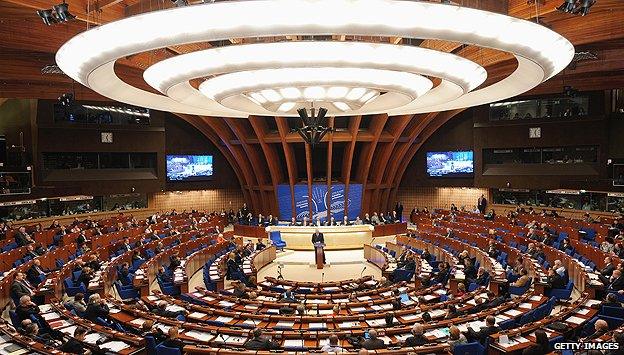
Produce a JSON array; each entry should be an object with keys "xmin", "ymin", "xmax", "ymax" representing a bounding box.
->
[
  {"xmin": 166, "ymin": 155, "xmax": 213, "ymax": 182},
  {"xmin": 426, "ymin": 151, "xmax": 474, "ymax": 177}
]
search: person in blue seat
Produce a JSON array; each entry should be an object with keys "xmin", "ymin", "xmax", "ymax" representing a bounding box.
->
[{"xmin": 161, "ymin": 326, "xmax": 185, "ymax": 353}]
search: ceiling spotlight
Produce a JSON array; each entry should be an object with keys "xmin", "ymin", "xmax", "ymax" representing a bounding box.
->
[
  {"xmin": 557, "ymin": 0, "xmax": 577, "ymax": 13},
  {"xmin": 171, "ymin": 0, "xmax": 189, "ymax": 7},
  {"xmin": 53, "ymin": 2, "xmax": 75, "ymax": 22},
  {"xmin": 37, "ymin": 9, "xmax": 58, "ymax": 25},
  {"xmin": 58, "ymin": 93, "xmax": 74, "ymax": 107},
  {"xmin": 573, "ymin": 0, "xmax": 595, "ymax": 16}
]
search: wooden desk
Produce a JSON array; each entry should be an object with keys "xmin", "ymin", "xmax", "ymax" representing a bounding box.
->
[{"xmin": 265, "ymin": 225, "xmax": 374, "ymax": 250}]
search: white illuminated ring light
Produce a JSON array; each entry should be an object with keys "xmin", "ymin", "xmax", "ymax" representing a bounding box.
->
[
  {"xmin": 56, "ymin": 0, "xmax": 574, "ymax": 117},
  {"xmin": 144, "ymin": 41, "xmax": 485, "ymax": 115},
  {"xmin": 198, "ymin": 67, "xmax": 433, "ymax": 114}
]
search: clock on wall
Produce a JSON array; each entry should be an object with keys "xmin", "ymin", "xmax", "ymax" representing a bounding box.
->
[
  {"xmin": 101, "ymin": 132, "xmax": 113, "ymax": 143},
  {"xmin": 529, "ymin": 127, "xmax": 541, "ymax": 139}
]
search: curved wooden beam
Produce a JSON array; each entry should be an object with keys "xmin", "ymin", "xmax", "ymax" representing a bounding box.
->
[
  {"xmin": 200, "ymin": 116, "xmax": 261, "ymax": 211},
  {"xmin": 248, "ymin": 116, "xmax": 282, "ymax": 216},
  {"xmin": 386, "ymin": 109, "xmax": 464, "ymax": 209},
  {"xmin": 356, "ymin": 113, "xmax": 388, "ymax": 214},
  {"xmin": 326, "ymin": 116, "xmax": 334, "ymax": 220},
  {"xmin": 342, "ymin": 115, "xmax": 362, "ymax": 217},
  {"xmin": 368, "ymin": 114, "xmax": 413, "ymax": 211},
  {"xmin": 224, "ymin": 117, "xmax": 272, "ymax": 212},
  {"xmin": 275, "ymin": 117, "xmax": 298, "ymax": 219}
]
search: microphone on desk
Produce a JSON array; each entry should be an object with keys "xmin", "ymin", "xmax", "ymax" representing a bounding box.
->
[
  {"xmin": 360, "ymin": 266, "xmax": 367, "ymax": 278},
  {"xmin": 371, "ymin": 237, "xmax": 376, "ymax": 246},
  {"xmin": 321, "ymin": 272, "xmax": 325, "ymax": 283}
]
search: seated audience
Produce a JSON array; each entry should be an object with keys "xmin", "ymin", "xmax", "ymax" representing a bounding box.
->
[
  {"xmin": 321, "ymin": 335, "xmax": 343, "ymax": 353},
  {"xmin": 66, "ymin": 293, "xmax": 87, "ymax": 314},
  {"xmin": 403, "ymin": 323, "xmax": 427, "ymax": 346},
  {"xmin": 10, "ymin": 272, "xmax": 34, "ymax": 301},
  {"xmin": 448, "ymin": 325, "xmax": 467, "ymax": 351},
  {"xmin": 466, "ymin": 315, "xmax": 500, "ymax": 344},
  {"xmin": 161, "ymin": 326, "xmax": 185, "ymax": 353},
  {"xmin": 59, "ymin": 326, "xmax": 91, "ymax": 354},
  {"xmin": 245, "ymin": 328, "xmax": 280, "ymax": 350},
  {"xmin": 522, "ymin": 329, "xmax": 549, "ymax": 355},
  {"xmin": 361, "ymin": 329, "xmax": 385, "ymax": 350},
  {"xmin": 583, "ymin": 319, "xmax": 609, "ymax": 340}
]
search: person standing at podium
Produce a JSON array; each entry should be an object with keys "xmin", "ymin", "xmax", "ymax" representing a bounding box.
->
[{"xmin": 312, "ymin": 228, "xmax": 326, "ymax": 264}]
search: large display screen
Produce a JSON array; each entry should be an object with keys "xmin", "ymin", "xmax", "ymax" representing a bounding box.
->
[
  {"xmin": 166, "ymin": 155, "xmax": 213, "ymax": 182},
  {"xmin": 426, "ymin": 151, "xmax": 474, "ymax": 177},
  {"xmin": 277, "ymin": 184, "xmax": 362, "ymax": 221}
]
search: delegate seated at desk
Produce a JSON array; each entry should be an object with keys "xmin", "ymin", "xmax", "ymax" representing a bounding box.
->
[{"xmin": 312, "ymin": 229, "xmax": 326, "ymax": 264}]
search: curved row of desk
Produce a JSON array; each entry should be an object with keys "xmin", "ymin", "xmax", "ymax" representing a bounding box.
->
[{"xmin": 0, "ymin": 209, "xmax": 620, "ymax": 354}]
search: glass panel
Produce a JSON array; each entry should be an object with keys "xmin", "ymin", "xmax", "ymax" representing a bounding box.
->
[
  {"xmin": 102, "ymin": 194, "xmax": 148, "ymax": 211},
  {"xmin": 48, "ymin": 198, "xmax": 101, "ymax": 216},
  {"xmin": 0, "ymin": 200, "xmax": 48, "ymax": 221},
  {"xmin": 98, "ymin": 153, "xmax": 130, "ymax": 169},
  {"xmin": 490, "ymin": 96, "xmax": 589, "ymax": 121},
  {"xmin": 0, "ymin": 172, "xmax": 32, "ymax": 195},
  {"xmin": 483, "ymin": 146, "xmax": 598, "ymax": 165},
  {"xmin": 607, "ymin": 195, "xmax": 624, "ymax": 214},
  {"xmin": 54, "ymin": 104, "xmax": 150, "ymax": 125}
]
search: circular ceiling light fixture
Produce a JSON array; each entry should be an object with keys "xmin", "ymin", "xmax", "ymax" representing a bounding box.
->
[
  {"xmin": 197, "ymin": 67, "xmax": 433, "ymax": 114},
  {"xmin": 56, "ymin": 0, "xmax": 574, "ymax": 117}
]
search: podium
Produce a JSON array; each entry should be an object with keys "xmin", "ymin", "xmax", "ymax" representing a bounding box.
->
[{"xmin": 314, "ymin": 242, "xmax": 326, "ymax": 269}]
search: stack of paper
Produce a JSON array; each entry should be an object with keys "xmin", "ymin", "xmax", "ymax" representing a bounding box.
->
[
  {"xmin": 185, "ymin": 330, "xmax": 215, "ymax": 342},
  {"xmin": 100, "ymin": 341, "xmax": 129, "ymax": 352},
  {"xmin": 283, "ymin": 339, "xmax": 304, "ymax": 348},
  {"xmin": 188, "ymin": 312, "xmax": 207, "ymax": 319},
  {"xmin": 566, "ymin": 316, "xmax": 585, "ymax": 324}
]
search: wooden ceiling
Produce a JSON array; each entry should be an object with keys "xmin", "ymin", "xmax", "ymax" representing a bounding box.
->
[{"xmin": 0, "ymin": 0, "xmax": 623, "ymax": 214}]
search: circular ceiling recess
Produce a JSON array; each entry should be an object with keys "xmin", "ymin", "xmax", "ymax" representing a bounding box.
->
[{"xmin": 56, "ymin": 0, "xmax": 574, "ymax": 117}]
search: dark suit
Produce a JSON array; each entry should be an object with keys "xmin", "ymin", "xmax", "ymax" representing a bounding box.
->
[
  {"xmin": 312, "ymin": 232, "xmax": 325, "ymax": 264},
  {"xmin": 361, "ymin": 338, "xmax": 386, "ymax": 350},
  {"xmin": 10, "ymin": 280, "xmax": 33, "ymax": 300},
  {"xmin": 14, "ymin": 231, "xmax": 31, "ymax": 247},
  {"xmin": 245, "ymin": 337, "xmax": 280, "ymax": 350},
  {"xmin": 464, "ymin": 265, "xmax": 477, "ymax": 280},
  {"xmin": 468, "ymin": 325, "xmax": 501, "ymax": 344},
  {"xmin": 548, "ymin": 273, "xmax": 565, "ymax": 289},
  {"xmin": 312, "ymin": 233, "xmax": 325, "ymax": 244},
  {"xmin": 601, "ymin": 264, "xmax": 616, "ymax": 277},
  {"xmin": 27, "ymin": 265, "xmax": 46, "ymax": 285},
  {"xmin": 404, "ymin": 334, "xmax": 428, "ymax": 347},
  {"xmin": 475, "ymin": 271, "xmax": 490, "ymax": 286},
  {"xmin": 85, "ymin": 302, "xmax": 110, "ymax": 322},
  {"xmin": 16, "ymin": 303, "xmax": 40, "ymax": 322},
  {"xmin": 477, "ymin": 197, "xmax": 487, "ymax": 214},
  {"xmin": 610, "ymin": 275, "xmax": 624, "ymax": 291},
  {"xmin": 60, "ymin": 338, "xmax": 85, "ymax": 354}
]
